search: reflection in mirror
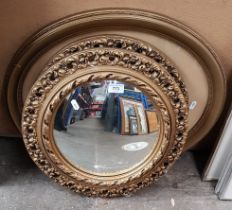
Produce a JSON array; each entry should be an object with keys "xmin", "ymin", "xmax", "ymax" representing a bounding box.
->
[{"xmin": 53, "ymin": 80, "xmax": 160, "ymax": 173}]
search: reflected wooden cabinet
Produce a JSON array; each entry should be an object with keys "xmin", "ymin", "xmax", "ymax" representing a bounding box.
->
[{"xmin": 146, "ymin": 111, "xmax": 158, "ymax": 133}]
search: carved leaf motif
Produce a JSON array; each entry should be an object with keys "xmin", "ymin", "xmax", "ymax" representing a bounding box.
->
[{"xmin": 22, "ymin": 42, "xmax": 188, "ymax": 197}]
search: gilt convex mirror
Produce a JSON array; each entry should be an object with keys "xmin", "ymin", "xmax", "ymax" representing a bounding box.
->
[{"xmin": 22, "ymin": 42, "xmax": 188, "ymax": 196}]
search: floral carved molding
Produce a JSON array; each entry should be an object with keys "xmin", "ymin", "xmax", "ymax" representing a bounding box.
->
[{"xmin": 22, "ymin": 38, "xmax": 188, "ymax": 197}]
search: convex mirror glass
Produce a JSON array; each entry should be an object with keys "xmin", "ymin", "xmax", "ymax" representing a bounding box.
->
[{"xmin": 53, "ymin": 80, "xmax": 160, "ymax": 174}]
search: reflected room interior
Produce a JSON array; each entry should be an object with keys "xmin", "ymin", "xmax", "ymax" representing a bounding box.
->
[{"xmin": 53, "ymin": 80, "xmax": 160, "ymax": 173}]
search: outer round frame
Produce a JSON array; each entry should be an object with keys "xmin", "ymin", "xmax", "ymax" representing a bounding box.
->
[
  {"xmin": 22, "ymin": 48, "xmax": 188, "ymax": 197},
  {"xmin": 7, "ymin": 9, "xmax": 226, "ymax": 150}
]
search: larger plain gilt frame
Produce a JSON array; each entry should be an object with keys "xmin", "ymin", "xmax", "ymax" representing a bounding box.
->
[{"xmin": 7, "ymin": 9, "xmax": 226, "ymax": 150}]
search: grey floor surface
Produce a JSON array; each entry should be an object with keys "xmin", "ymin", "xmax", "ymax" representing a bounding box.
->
[
  {"xmin": 1, "ymin": 138, "xmax": 232, "ymax": 210},
  {"xmin": 55, "ymin": 117, "xmax": 157, "ymax": 173}
]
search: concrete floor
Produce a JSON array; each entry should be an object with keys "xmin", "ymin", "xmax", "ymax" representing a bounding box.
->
[
  {"xmin": 54, "ymin": 118, "xmax": 157, "ymax": 173},
  {"xmin": 1, "ymin": 138, "xmax": 232, "ymax": 210}
]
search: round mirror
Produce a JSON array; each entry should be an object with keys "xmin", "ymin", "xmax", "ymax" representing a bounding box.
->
[
  {"xmin": 53, "ymin": 80, "xmax": 160, "ymax": 174},
  {"xmin": 22, "ymin": 46, "xmax": 188, "ymax": 197}
]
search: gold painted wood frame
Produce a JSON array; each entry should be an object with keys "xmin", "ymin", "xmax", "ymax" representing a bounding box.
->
[
  {"xmin": 22, "ymin": 47, "xmax": 188, "ymax": 197},
  {"xmin": 6, "ymin": 9, "xmax": 226, "ymax": 150}
]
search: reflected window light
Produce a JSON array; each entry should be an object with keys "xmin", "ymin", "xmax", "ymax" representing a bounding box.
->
[{"xmin": 122, "ymin": 142, "xmax": 149, "ymax": 151}]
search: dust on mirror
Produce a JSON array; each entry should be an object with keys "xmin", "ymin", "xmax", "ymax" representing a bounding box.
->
[{"xmin": 53, "ymin": 80, "xmax": 160, "ymax": 174}]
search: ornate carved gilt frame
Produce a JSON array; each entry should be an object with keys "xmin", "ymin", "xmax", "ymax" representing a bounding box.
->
[{"xmin": 22, "ymin": 48, "xmax": 188, "ymax": 197}]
